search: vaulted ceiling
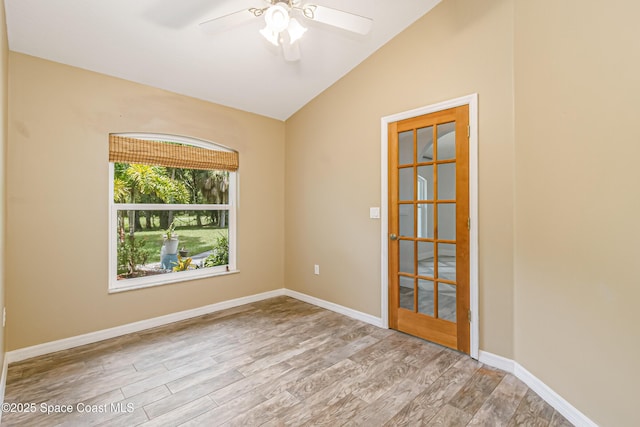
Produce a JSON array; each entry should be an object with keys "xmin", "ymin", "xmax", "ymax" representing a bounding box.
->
[{"xmin": 5, "ymin": 0, "xmax": 441, "ymax": 120}]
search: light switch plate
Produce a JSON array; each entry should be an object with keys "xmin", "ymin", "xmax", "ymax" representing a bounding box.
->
[{"xmin": 369, "ymin": 207, "xmax": 381, "ymax": 219}]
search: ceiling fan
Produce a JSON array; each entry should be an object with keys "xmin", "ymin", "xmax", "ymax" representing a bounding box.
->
[{"xmin": 199, "ymin": 0, "xmax": 373, "ymax": 61}]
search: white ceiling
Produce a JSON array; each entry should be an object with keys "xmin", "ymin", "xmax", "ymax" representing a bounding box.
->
[{"xmin": 4, "ymin": 0, "xmax": 441, "ymax": 120}]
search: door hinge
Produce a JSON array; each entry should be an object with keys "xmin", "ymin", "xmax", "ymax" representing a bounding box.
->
[
  {"xmin": 467, "ymin": 217, "xmax": 470, "ymax": 230},
  {"xmin": 467, "ymin": 125, "xmax": 470, "ymax": 138},
  {"xmin": 468, "ymin": 310, "xmax": 472, "ymax": 323}
]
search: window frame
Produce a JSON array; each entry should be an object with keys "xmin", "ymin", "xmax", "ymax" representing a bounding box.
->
[{"xmin": 108, "ymin": 133, "xmax": 238, "ymax": 293}]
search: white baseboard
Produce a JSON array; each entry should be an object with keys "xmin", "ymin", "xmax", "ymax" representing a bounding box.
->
[
  {"xmin": 478, "ymin": 350, "xmax": 516, "ymax": 373},
  {"xmin": 479, "ymin": 351, "xmax": 597, "ymax": 427},
  {"xmin": 284, "ymin": 289, "xmax": 383, "ymax": 327},
  {"xmin": 6, "ymin": 289, "xmax": 286, "ymax": 364}
]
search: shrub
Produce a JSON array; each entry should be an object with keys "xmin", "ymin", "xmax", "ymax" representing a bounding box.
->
[
  {"xmin": 117, "ymin": 234, "xmax": 151, "ymax": 275},
  {"xmin": 204, "ymin": 234, "xmax": 229, "ymax": 267}
]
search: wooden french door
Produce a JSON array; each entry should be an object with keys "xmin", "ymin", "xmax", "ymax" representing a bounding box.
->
[{"xmin": 388, "ymin": 105, "xmax": 470, "ymax": 354}]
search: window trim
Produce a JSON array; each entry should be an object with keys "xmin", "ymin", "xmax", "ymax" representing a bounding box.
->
[{"xmin": 108, "ymin": 133, "xmax": 238, "ymax": 293}]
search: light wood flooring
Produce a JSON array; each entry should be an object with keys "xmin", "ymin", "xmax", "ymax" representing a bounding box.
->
[{"xmin": 3, "ymin": 297, "xmax": 573, "ymax": 426}]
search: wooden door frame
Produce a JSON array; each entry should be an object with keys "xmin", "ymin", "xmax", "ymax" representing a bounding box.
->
[{"xmin": 380, "ymin": 94, "xmax": 479, "ymax": 359}]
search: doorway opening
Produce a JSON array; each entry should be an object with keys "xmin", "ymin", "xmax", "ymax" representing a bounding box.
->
[{"xmin": 380, "ymin": 94, "xmax": 478, "ymax": 358}]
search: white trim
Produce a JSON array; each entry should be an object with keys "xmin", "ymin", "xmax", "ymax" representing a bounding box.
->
[
  {"xmin": 380, "ymin": 94, "xmax": 479, "ymax": 358},
  {"xmin": 228, "ymin": 168, "xmax": 238, "ymax": 268},
  {"xmin": 478, "ymin": 350, "xmax": 515, "ymax": 373},
  {"xmin": 380, "ymin": 126, "xmax": 389, "ymax": 328},
  {"xmin": 514, "ymin": 364, "xmax": 598, "ymax": 427},
  {"xmin": 108, "ymin": 268, "xmax": 240, "ymax": 294},
  {"xmin": 480, "ymin": 351, "xmax": 598, "ymax": 427},
  {"xmin": 115, "ymin": 203, "xmax": 230, "ymax": 210},
  {"xmin": 109, "ymin": 162, "xmax": 116, "ymax": 290},
  {"xmin": 6, "ymin": 289, "xmax": 285, "ymax": 364},
  {"xmin": 284, "ymin": 289, "xmax": 383, "ymax": 327}
]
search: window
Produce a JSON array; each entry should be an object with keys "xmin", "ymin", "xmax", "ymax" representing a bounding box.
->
[{"xmin": 108, "ymin": 133, "xmax": 238, "ymax": 292}]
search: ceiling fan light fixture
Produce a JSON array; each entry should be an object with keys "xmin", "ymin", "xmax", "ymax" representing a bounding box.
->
[
  {"xmin": 287, "ymin": 18, "xmax": 307, "ymax": 44},
  {"xmin": 264, "ymin": 4, "xmax": 290, "ymax": 33},
  {"xmin": 200, "ymin": 1, "xmax": 373, "ymax": 61},
  {"xmin": 259, "ymin": 26, "xmax": 280, "ymax": 46}
]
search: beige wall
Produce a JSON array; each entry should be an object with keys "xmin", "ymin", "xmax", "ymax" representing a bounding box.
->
[
  {"xmin": 0, "ymin": 0, "xmax": 7, "ymax": 369},
  {"xmin": 285, "ymin": 0, "xmax": 516, "ymax": 357},
  {"xmin": 6, "ymin": 53, "xmax": 285, "ymax": 350},
  {"xmin": 514, "ymin": 1, "xmax": 640, "ymax": 425}
]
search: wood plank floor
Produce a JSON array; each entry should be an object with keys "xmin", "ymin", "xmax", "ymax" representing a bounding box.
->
[{"xmin": 3, "ymin": 297, "xmax": 573, "ymax": 426}]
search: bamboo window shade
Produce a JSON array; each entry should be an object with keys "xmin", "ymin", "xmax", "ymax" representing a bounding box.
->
[{"xmin": 109, "ymin": 135, "xmax": 239, "ymax": 171}]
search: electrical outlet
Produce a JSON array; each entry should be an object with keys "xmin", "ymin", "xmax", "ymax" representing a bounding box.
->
[{"xmin": 314, "ymin": 264, "xmax": 320, "ymax": 275}]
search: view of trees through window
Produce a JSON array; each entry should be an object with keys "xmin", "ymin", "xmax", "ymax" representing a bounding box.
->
[{"xmin": 113, "ymin": 163, "xmax": 231, "ymax": 281}]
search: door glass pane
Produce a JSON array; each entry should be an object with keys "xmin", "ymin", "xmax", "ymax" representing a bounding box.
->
[
  {"xmin": 399, "ymin": 276, "xmax": 414, "ymax": 310},
  {"xmin": 438, "ymin": 243, "xmax": 456, "ymax": 281},
  {"xmin": 416, "ymin": 204, "xmax": 433, "ymax": 238},
  {"xmin": 399, "ymin": 168, "xmax": 414, "ymax": 201},
  {"xmin": 399, "ymin": 204, "xmax": 414, "ymax": 237},
  {"xmin": 436, "ymin": 122, "xmax": 456, "ymax": 160},
  {"xmin": 417, "ymin": 165, "xmax": 433, "ymax": 200},
  {"xmin": 437, "ymin": 163, "xmax": 456, "ymax": 200},
  {"xmin": 399, "ymin": 240, "xmax": 415, "ymax": 275},
  {"xmin": 438, "ymin": 283, "xmax": 456, "ymax": 322},
  {"xmin": 416, "ymin": 126, "xmax": 434, "ymax": 162},
  {"xmin": 398, "ymin": 130, "xmax": 414, "ymax": 164},
  {"xmin": 417, "ymin": 241, "xmax": 434, "ymax": 278},
  {"xmin": 418, "ymin": 279, "xmax": 434, "ymax": 316},
  {"xmin": 437, "ymin": 203, "xmax": 456, "ymax": 240}
]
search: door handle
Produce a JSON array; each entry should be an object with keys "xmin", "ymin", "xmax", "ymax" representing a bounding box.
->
[{"xmin": 390, "ymin": 233, "xmax": 398, "ymax": 241}]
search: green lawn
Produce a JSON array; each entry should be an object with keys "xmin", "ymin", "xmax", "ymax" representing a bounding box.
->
[{"xmin": 127, "ymin": 226, "xmax": 228, "ymax": 264}]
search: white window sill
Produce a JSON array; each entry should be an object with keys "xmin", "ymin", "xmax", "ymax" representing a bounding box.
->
[{"xmin": 108, "ymin": 268, "xmax": 240, "ymax": 294}]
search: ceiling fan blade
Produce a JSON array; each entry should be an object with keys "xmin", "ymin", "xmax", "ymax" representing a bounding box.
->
[
  {"xmin": 304, "ymin": 4, "xmax": 373, "ymax": 35},
  {"xmin": 199, "ymin": 9, "xmax": 257, "ymax": 34}
]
